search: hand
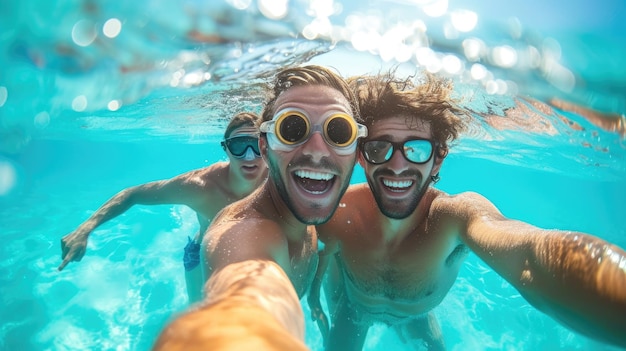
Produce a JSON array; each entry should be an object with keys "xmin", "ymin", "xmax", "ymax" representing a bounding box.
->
[
  {"xmin": 307, "ymin": 293, "xmax": 329, "ymax": 343},
  {"xmin": 58, "ymin": 230, "xmax": 89, "ymax": 271}
]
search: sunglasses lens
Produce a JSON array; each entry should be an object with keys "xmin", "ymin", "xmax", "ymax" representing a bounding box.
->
[
  {"xmin": 279, "ymin": 114, "xmax": 309, "ymax": 144},
  {"xmin": 404, "ymin": 140, "xmax": 433, "ymax": 163},
  {"xmin": 226, "ymin": 137, "xmax": 259, "ymax": 156},
  {"xmin": 325, "ymin": 116, "xmax": 355, "ymax": 147},
  {"xmin": 362, "ymin": 141, "xmax": 393, "ymax": 164}
]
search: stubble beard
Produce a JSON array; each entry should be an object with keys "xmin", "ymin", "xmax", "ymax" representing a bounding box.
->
[
  {"xmin": 367, "ymin": 170, "xmax": 431, "ymax": 220},
  {"xmin": 266, "ymin": 151, "xmax": 355, "ymax": 225}
]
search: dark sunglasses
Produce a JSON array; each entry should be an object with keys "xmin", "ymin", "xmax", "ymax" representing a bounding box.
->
[
  {"xmin": 361, "ymin": 138, "xmax": 437, "ymax": 165},
  {"xmin": 221, "ymin": 135, "xmax": 260, "ymax": 158}
]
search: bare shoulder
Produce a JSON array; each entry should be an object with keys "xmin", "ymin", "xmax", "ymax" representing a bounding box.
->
[
  {"xmin": 430, "ymin": 190, "xmax": 500, "ymax": 221},
  {"xmin": 173, "ymin": 162, "xmax": 229, "ymax": 188},
  {"xmin": 316, "ymin": 184, "xmax": 374, "ymax": 242},
  {"xmin": 206, "ymin": 204, "xmax": 287, "ymax": 262},
  {"xmin": 338, "ymin": 183, "xmax": 374, "ymax": 209}
]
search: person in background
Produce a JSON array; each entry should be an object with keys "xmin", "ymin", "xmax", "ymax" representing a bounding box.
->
[
  {"xmin": 153, "ymin": 65, "xmax": 367, "ymax": 351},
  {"xmin": 309, "ymin": 72, "xmax": 626, "ymax": 350},
  {"xmin": 59, "ymin": 112, "xmax": 268, "ymax": 303}
]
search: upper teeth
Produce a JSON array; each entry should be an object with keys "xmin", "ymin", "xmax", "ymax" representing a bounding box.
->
[
  {"xmin": 383, "ymin": 179, "xmax": 413, "ymax": 188},
  {"xmin": 295, "ymin": 170, "xmax": 333, "ymax": 180}
]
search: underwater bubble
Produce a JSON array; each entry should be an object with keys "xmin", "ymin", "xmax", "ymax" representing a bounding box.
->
[
  {"xmin": 103, "ymin": 18, "xmax": 122, "ymax": 38},
  {"xmin": 0, "ymin": 86, "xmax": 7, "ymax": 107},
  {"xmin": 0, "ymin": 159, "xmax": 17, "ymax": 196},
  {"xmin": 72, "ymin": 95, "xmax": 88, "ymax": 112},
  {"xmin": 71, "ymin": 19, "xmax": 98, "ymax": 47},
  {"xmin": 107, "ymin": 100, "xmax": 121, "ymax": 111},
  {"xmin": 33, "ymin": 111, "xmax": 50, "ymax": 129}
]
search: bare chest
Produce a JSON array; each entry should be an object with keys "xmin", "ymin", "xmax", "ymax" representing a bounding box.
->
[
  {"xmin": 338, "ymin": 230, "xmax": 468, "ymax": 303},
  {"xmin": 288, "ymin": 231, "xmax": 319, "ymax": 298}
]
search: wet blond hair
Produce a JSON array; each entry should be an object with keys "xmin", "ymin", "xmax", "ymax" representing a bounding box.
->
[
  {"xmin": 224, "ymin": 112, "xmax": 261, "ymax": 139},
  {"xmin": 260, "ymin": 65, "xmax": 362, "ymax": 125}
]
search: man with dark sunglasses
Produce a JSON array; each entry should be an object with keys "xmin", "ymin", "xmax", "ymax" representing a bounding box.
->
[
  {"xmin": 309, "ymin": 72, "xmax": 626, "ymax": 350},
  {"xmin": 58, "ymin": 112, "xmax": 267, "ymax": 303},
  {"xmin": 153, "ymin": 65, "xmax": 367, "ymax": 351}
]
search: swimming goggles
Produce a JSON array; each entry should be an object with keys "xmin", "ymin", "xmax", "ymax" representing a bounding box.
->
[
  {"xmin": 259, "ymin": 108, "xmax": 368, "ymax": 155},
  {"xmin": 221, "ymin": 135, "xmax": 261, "ymax": 158},
  {"xmin": 361, "ymin": 138, "xmax": 437, "ymax": 165}
]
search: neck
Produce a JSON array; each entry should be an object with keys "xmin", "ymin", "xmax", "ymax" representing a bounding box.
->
[
  {"xmin": 228, "ymin": 165, "xmax": 265, "ymax": 199},
  {"xmin": 379, "ymin": 187, "xmax": 434, "ymax": 243},
  {"xmin": 261, "ymin": 181, "xmax": 308, "ymax": 242}
]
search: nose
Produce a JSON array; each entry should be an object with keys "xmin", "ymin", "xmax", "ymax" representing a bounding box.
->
[
  {"xmin": 242, "ymin": 146, "xmax": 258, "ymax": 161},
  {"xmin": 387, "ymin": 148, "xmax": 409, "ymax": 174},
  {"xmin": 301, "ymin": 131, "xmax": 331, "ymax": 162}
]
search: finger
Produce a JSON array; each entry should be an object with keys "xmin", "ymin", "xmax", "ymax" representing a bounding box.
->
[{"xmin": 58, "ymin": 257, "xmax": 70, "ymax": 271}]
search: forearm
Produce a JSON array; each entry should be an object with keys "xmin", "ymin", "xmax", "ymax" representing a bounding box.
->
[
  {"xmin": 310, "ymin": 250, "xmax": 331, "ymax": 301},
  {"xmin": 527, "ymin": 231, "xmax": 626, "ymax": 347},
  {"xmin": 78, "ymin": 191, "xmax": 135, "ymax": 234},
  {"xmin": 155, "ymin": 260, "xmax": 306, "ymax": 350}
]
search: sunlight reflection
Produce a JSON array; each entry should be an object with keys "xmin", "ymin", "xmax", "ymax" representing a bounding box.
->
[
  {"xmin": 0, "ymin": 86, "xmax": 7, "ymax": 107},
  {"xmin": 450, "ymin": 10, "xmax": 478, "ymax": 32},
  {"xmin": 107, "ymin": 100, "xmax": 121, "ymax": 111},
  {"xmin": 470, "ymin": 63, "xmax": 488, "ymax": 80},
  {"xmin": 463, "ymin": 38, "xmax": 487, "ymax": 61},
  {"xmin": 72, "ymin": 95, "xmax": 88, "ymax": 112},
  {"xmin": 422, "ymin": 0, "xmax": 448, "ymax": 17},
  {"xmin": 71, "ymin": 20, "xmax": 97, "ymax": 47},
  {"xmin": 492, "ymin": 45, "xmax": 518, "ymax": 68},
  {"xmin": 102, "ymin": 18, "xmax": 122, "ymax": 38},
  {"xmin": 34, "ymin": 111, "xmax": 50, "ymax": 129},
  {"xmin": 0, "ymin": 159, "xmax": 17, "ymax": 196},
  {"xmin": 258, "ymin": 0, "xmax": 288, "ymax": 20}
]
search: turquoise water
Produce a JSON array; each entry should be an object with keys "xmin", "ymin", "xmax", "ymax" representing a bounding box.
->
[{"xmin": 1, "ymin": 0, "xmax": 625, "ymax": 350}]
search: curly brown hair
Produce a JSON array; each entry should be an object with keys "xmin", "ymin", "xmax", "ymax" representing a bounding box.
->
[
  {"xmin": 260, "ymin": 65, "xmax": 362, "ymax": 126},
  {"xmin": 348, "ymin": 71, "xmax": 467, "ymax": 158}
]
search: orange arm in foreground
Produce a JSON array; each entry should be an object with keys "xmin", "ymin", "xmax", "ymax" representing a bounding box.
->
[{"xmin": 153, "ymin": 260, "xmax": 308, "ymax": 351}]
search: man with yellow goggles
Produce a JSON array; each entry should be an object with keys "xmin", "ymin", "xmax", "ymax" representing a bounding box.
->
[
  {"xmin": 260, "ymin": 108, "xmax": 368, "ymax": 155},
  {"xmin": 155, "ymin": 65, "xmax": 364, "ymax": 351}
]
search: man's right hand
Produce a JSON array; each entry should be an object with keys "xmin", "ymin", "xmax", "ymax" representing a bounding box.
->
[
  {"xmin": 307, "ymin": 292, "xmax": 329, "ymax": 343},
  {"xmin": 58, "ymin": 230, "xmax": 89, "ymax": 271}
]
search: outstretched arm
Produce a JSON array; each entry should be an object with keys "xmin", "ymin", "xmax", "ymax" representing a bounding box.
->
[
  {"xmin": 154, "ymin": 260, "xmax": 308, "ymax": 351},
  {"xmin": 59, "ymin": 172, "xmax": 208, "ymax": 271},
  {"xmin": 450, "ymin": 192, "xmax": 626, "ymax": 348}
]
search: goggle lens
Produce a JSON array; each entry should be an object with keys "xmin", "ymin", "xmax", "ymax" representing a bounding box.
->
[
  {"xmin": 222, "ymin": 136, "xmax": 260, "ymax": 157},
  {"xmin": 325, "ymin": 115, "xmax": 355, "ymax": 147},
  {"xmin": 362, "ymin": 139, "xmax": 435, "ymax": 165},
  {"xmin": 278, "ymin": 114, "xmax": 309, "ymax": 144}
]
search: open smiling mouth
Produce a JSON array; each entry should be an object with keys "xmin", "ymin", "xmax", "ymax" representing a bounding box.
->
[
  {"xmin": 294, "ymin": 170, "xmax": 335, "ymax": 194},
  {"xmin": 382, "ymin": 178, "xmax": 414, "ymax": 192}
]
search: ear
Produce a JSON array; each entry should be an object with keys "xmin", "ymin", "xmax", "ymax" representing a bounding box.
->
[
  {"xmin": 259, "ymin": 135, "xmax": 269, "ymax": 163},
  {"xmin": 431, "ymin": 148, "xmax": 447, "ymax": 176},
  {"xmin": 357, "ymin": 149, "xmax": 366, "ymax": 168}
]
